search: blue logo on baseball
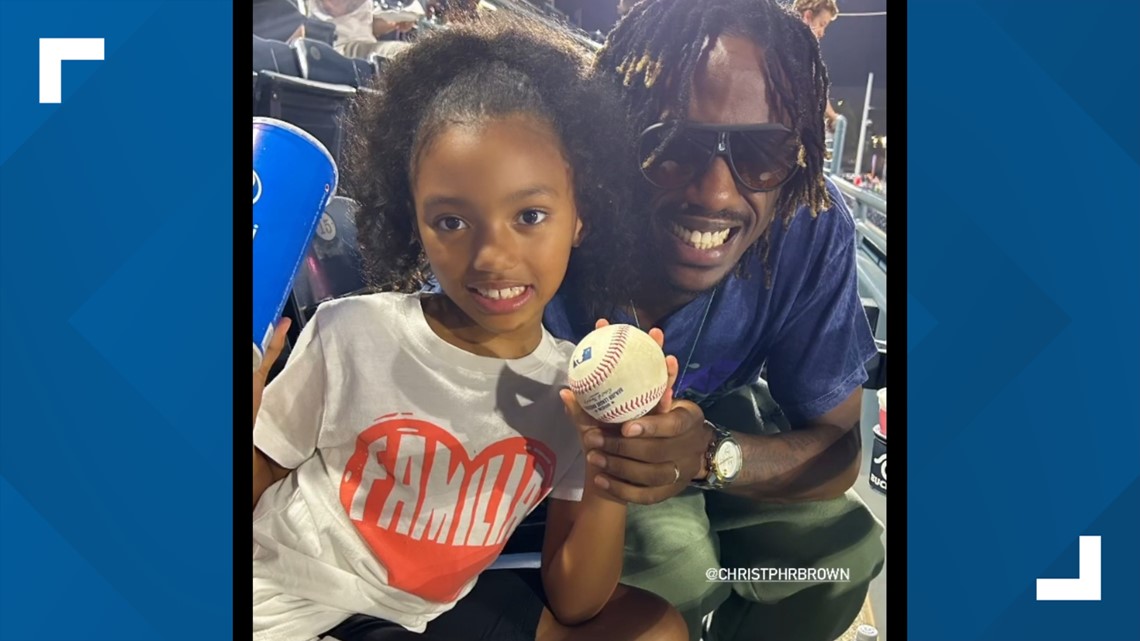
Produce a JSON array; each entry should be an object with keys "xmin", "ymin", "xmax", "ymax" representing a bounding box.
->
[
  {"xmin": 572, "ymin": 347, "xmax": 592, "ymax": 368},
  {"xmin": 252, "ymin": 117, "xmax": 337, "ymax": 370}
]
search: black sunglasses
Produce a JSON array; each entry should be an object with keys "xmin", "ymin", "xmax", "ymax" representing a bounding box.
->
[{"xmin": 638, "ymin": 121, "xmax": 803, "ymax": 192}]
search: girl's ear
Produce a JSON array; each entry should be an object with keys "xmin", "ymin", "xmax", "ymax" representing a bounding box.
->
[{"xmin": 572, "ymin": 216, "xmax": 585, "ymax": 248}]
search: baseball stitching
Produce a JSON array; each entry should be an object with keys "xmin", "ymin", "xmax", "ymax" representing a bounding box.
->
[
  {"xmin": 569, "ymin": 325, "xmax": 631, "ymax": 395},
  {"xmin": 596, "ymin": 381, "xmax": 667, "ymax": 424}
]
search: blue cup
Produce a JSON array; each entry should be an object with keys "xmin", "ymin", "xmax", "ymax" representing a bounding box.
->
[{"xmin": 253, "ymin": 117, "xmax": 337, "ymax": 371}]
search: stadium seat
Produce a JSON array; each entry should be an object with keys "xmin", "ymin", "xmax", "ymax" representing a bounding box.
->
[
  {"xmin": 253, "ymin": 35, "xmax": 301, "ymax": 77},
  {"xmin": 252, "ymin": 71, "xmax": 357, "ymax": 164},
  {"xmin": 368, "ymin": 52, "xmax": 389, "ymax": 79},
  {"xmin": 290, "ymin": 196, "xmax": 369, "ymax": 327},
  {"xmin": 860, "ymin": 298, "xmax": 887, "ymax": 390},
  {"xmin": 292, "ymin": 38, "xmax": 377, "ymax": 89},
  {"xmin": 301, "ymin": 17, "xmax": 337, "ymax": 45}
]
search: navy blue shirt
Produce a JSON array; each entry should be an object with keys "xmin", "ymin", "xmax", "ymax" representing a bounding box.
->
[{"xmin": 544, "ymin": 180, "xmax": 877, "ymax": 425}]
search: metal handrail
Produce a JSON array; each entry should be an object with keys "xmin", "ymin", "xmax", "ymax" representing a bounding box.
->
[
  {"xmin": 826, "ymin": 114, "xmax": 847, "ymax": 176},
  {"xmin": 831, "ymin": 175, "xmax": 887, "ymax": 283},
  {"xmin": 832, "ymin": 175, "xmax": 886, "ymax": 216}
]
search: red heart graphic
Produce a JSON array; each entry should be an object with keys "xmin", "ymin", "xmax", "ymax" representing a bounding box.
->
[{"xmin": 339, "ymin": 414, "xmax": 555, "ymax": 603}]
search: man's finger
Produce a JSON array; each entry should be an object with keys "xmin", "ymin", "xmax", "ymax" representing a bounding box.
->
[
  {"xmin": 624, "ymin": 401, "xmax": 698, "ymax": 438},
  {"xmin": 647, "ymin": 327, "xmax": 664, "ymax": 349},
  {"xmin": 588, "ymin": 451, "xmax": 678, "ymax": 487},
  {"xmin": 597, "ymin": 433, "xmax": 672, "ymax": 463},
  {"xmin": 649, "ymin": 387, "xmax": 674, "ymax": 417},
  {"xmin": 582, "ymin": 427, "xmax": 605, "ymax": 450},
  {"xmin": 593, "ymin": 473, "xmax": 677, "ymax": 505},
  {"xmin": 622, "ymin": 412, "xmax": 679, "ymax": 439},
  {"xmin": 646, "ymin": 355, "xmax": 680, "ymax": 416},
  {"xmin": 594, "ymin": 318, "xmax": 610, "ymax": 330}
]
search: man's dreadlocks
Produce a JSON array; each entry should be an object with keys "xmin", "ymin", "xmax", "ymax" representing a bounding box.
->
[{"xmin": 596, "ymin": 0, "xmax": 833, "ymax": 232}]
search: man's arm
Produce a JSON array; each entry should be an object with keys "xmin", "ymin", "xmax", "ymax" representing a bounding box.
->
[
  {"xmin": 585, "ymin": 387, "xmax": 863, "ymax": 505},
  {"xmin": 591, "ymin": 185, "xmax": 874, "ymax": 505},
  {"xmin": 719, "ymin": 388, "xmax": 862, "ymax": 502},
  {"xmin": 722, "ymin": 187, "xmax": 870, "ymax": 500}
]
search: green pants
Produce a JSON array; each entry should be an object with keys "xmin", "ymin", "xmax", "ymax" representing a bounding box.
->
[{"xmin": 619, "ymin": 382, "xmax": 885, "ymax": 641}]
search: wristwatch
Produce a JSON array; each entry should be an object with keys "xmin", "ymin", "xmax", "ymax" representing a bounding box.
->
[{"xmin": 692, "ymin": 420, "xmax": 742, "ymax": 490}]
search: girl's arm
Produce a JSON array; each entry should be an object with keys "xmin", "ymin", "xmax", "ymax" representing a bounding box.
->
[
  {"xmin": 253, "ymin": 448, "xmax": 292, "ymax": 508},
  {"xmin": 539, "ymin": 462, "xmax": 627, "ymax": 625},
  {"xmin": 540, "ymin": 329, "xmax": 678, "ymax": 624},
  {"xmin": 252, "ymin": 319, "xmax": 296, "ymax": 510}
]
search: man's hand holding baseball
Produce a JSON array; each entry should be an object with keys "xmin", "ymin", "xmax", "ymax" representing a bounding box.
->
[
  {"xmin": 587, "ymin": 400, "xmax": 712, "ymax": 504},
  {"xmin": 560, "ymin": 319, "xmax": 709, "ymax": 505}
]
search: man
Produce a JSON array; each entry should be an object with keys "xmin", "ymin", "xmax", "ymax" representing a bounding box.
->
[
  {"xmin": 544, "ymin": 1, "xmax": 884, "ymax": 640},
  {"xmin": 307, "ymin": 0, "xmax": 415, "ymax": 59},
  {"xmin": 793, "ymin": 0, "xmax": 841, "ymax": 129}
]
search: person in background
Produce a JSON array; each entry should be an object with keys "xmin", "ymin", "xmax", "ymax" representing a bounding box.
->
[
  {"xmin": 793, "ymin": 0, "xmax": 840, "ymax": 130},
  {"xmin": 308, "ymin": 0, "xmax": 415, "ymax": 59},
  {"xmin": 254, "ymin": 0, "xmax": 307, "ymax": 42}
]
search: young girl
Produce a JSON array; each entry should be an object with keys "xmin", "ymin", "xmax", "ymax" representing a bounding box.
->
[{"xmin": 252, "ymin": 16, "xmax": 687, "ymax": 641}]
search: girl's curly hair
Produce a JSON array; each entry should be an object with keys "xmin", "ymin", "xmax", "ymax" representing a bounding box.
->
[{"xmin": 341, "ymin": 14, "xmax": 644, "ymax": 315}]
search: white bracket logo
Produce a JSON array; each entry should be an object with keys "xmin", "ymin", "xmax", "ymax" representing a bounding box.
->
[
  {"xmin": 1036, "ymin": 535, "xmax": 1101, "ymax": 601},
  {"xmin": 40, "ymin": 38, "xmax": 105, "ymax": 104}
]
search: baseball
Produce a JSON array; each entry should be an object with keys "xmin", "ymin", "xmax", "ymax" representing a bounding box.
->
[{"xmin": 567, "ymin": 324, "xmax": 669, "ymax": 424}]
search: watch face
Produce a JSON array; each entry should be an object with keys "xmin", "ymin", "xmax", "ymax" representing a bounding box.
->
[{"xmin": 714, "ymin": 440, "xmax": 743, "ymax": 479}]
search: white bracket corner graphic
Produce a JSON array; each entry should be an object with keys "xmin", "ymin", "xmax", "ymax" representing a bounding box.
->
[
  {"xmin": 39, "ymin": 38, "xmax": 105, "ymax": 104},
  {"xmin": 1036, "ymin": 535, "xmax": 1101, "ymax": 601}
]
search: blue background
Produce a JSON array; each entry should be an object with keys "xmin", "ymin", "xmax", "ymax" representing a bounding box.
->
[
  {"xmin": 908, "ymin": 1, "xmax": 1140, "ymax": 639},
  {"xmin": 0, "ymin": 1, "xmax": 234, "ymax": 640}
]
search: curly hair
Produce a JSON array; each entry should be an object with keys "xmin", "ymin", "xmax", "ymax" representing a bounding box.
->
[
  {"xmin": 341, "ymin": 14, "xmax": 643, "ymax": 315},
  {"xmin": 595, "ymin": 0, "xmax": 832, "ymax": 282},
  {"xmin": 792, "ymin": 0, "xmax": 839, "ymax": 18}
]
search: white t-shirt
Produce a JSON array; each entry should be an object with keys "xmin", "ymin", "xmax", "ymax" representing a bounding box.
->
[
  {"xmin": 253, "ymin": 292, "xmax": 584, "ymax": 641},
  {"xmin": 307, "ymin": 0, "xmax": 376, "ymax": 46}
]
